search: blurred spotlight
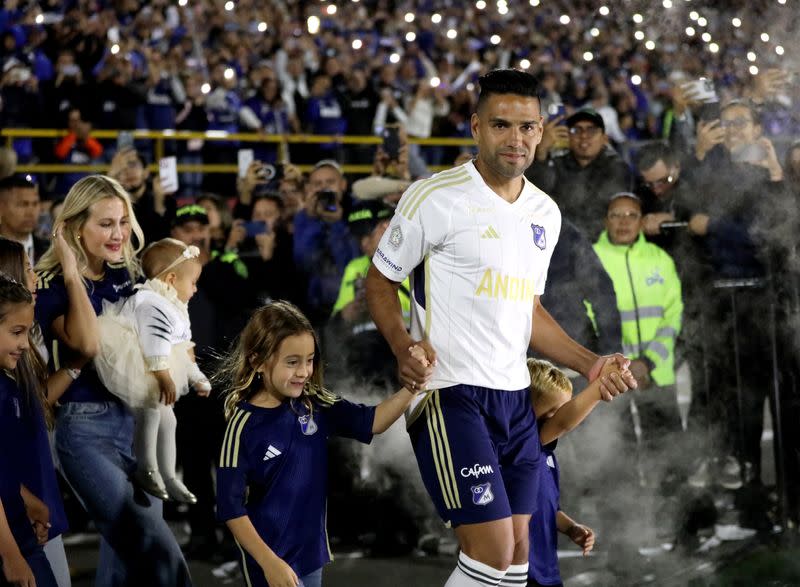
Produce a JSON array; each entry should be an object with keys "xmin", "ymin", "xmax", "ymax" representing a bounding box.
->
[
  {"xmin": 520, "ymin": 59, "xmax": 531, "ymax": 69},
  {"xmin": 583, "ymin": 51, "xmax": 594, "ymax": 62},
  {"xmin": 685, "ymin": 26, "xmax": 695, "ymax": 36},
  {"xmin": 645, "ymin": 40, "xmax": 656, "ymax": 50},
  {"xmin": 529, "ymin": 0, "xmax": 540, "ymax": 5},
  {"xmin": 490, "ymin": 34, "xmax": 501, "ymax": 45},
  {"xmin": 258, "ymin": 22, "xmax": 267, "ymax": 32},
  {"xmin": 178, "ymin": 0, "xmax": 187, "ymax": 5},
  {"xmin": 778, "ymin": 0, "xmax": 786, "ymax": 4},
  {"xmin": 663, "ymin": 0, "xmax": 672, "ymax": 7},
  {"xmin": 760, "ymin": 32, "xmax": 770, "ymax": 42},
  {"xmin": 224, "ymin": 1, "xmax": 233, "ymax": 11},
  {"xmin": 599, "ymin": 6, "xmax": 609, "ymax": 16},
  {"xmin": 750, "ymin": 65, "xmax": 759, "ymax": 75},
  {"xmin": 447, "ymin": 29, "xmax": 457, "ymax": 38},
  {"xmin": 709, "ymin": 43, "xmax": 719, "ymax": 53},
  {"xmin": 307, "ymin": 16, "xmax": 320, "ymax": 34},
  {"xmin": 405, "ymin": 32, "xmax": 416, "ymax": 42},
  {"xmin": 776, "ymin": 45, "xmax": 785, "ymax": 55},
  {"xmin": 631, "ymin": 74, "xmax": 642, "ymax": 85},
  {"xmin": 432, "ymin": 13, "xmax": 442, "ymax": 23},
  {"xmin": 389, "ymin": 53, "xmax": 400, "ymax": 63},
  {"xmin": 35, "ymin": 14, "xmax": 44, "ymax": 24},
  {"xmin": 697, "ymin": 16, "xmax": 707, "ymax": 26},
  {"xmin": 476, "ymin": 0, "xmax": 486, "ymax": 8},
  {"xmin": 732, "ymin": 17, "xmax": 742, "ymax": 27},
  {"xmin": 430, "ymin": 77, "xmax": 441, "ymax": 88},
  {"xmin": 559, "ymin": 14, "xmax": 570, "ymax": 24},
  {"xmin": 590, "ymin": 27, "xmax": 600, "ymax": 37},
  {"xmin": 352, "ymin": 39, "xmax": 362, "ymax": 49},
  {"xmin": 111, "ymin": 44, "xmax": 120, "ymax": 54},
  {"xmin": 404, "ymin": 12, "xmax": 414, "ymax": 22},
  {"xmin": 201, "ymin": 83, "xmax": 211, "ymax": 94},
  {"xmin": 498, "ymin": 5, "xmax": 508, "ymax": 14},
  {"xmin": 633, "ymin": 13, "xmax": 643, "ymax": 23},
  {"xmin": 224, "ymin": 68, "xmax": 235, "ymax": 80},
  {"xmin": 701, "ymin": 32, "xmax": 711, "ymax": 42},
  {"xmin": 466, "ymin": 82, "xmax": 475, "ymax": 91},
  {"xmin": 327, "ymin": 5, "xmax": 337, "ymax": 15},
  {"xmin": 747, "ymin": 51, "xmax": 757, "ymax": 61},
  {"xmin": 634, "ymin": 31, "xmax": 645, "ymax": 40},
  {"xmin": 689, "ymin": 11, "xmax": 699, "ymax": 20}
]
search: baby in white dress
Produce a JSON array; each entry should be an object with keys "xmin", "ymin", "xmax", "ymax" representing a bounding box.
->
[{"xmin": 95, "ymin": 238, "xmax": 210, "ymax": 502}]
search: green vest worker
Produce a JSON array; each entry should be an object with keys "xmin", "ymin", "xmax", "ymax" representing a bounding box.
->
[{"xmin": 593, "ymin": 192, "xmax": 683, "ymax": 387}]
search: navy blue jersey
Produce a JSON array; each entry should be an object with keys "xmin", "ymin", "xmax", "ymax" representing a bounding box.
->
[
  {"xmin": 217, "ymin": 397, "xmax": 375, "ymax": 578},
  {"xmin": 0, "ymin": 371, "xmax": 41, "ymax": 555},
  {"xmin": 35, "ymin": 264, "xmax": 135, "ymax": 403},
  {"xmin": 529, "ymin": 441, "xmax": 561, "ymax": 585}
]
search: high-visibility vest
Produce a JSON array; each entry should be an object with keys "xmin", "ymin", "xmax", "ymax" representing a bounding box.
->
[{"xmin": 593, "ymin": 231, "xmax": 683, "ymax": 386}]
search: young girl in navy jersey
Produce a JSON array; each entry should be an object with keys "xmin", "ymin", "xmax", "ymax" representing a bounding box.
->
[
  {"xmin": 0, "ymin": 237, "xmax": 74, "ymax": 587},
  {"xmin": 527, "ymin": 359, "xmax": 603, "ymax": 587},
  {"xmin": 0, "ymin": 274, "xmax": 58, "ymax": 587},
  {"xmin": 216, "ymin": 301, "xmax": 422, "ymax": 587},
  {"xmin": 35, "ymin": 175, "xmax": 191, "ymax": 586}
]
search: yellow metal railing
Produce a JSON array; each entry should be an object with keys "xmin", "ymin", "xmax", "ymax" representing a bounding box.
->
[{"xmin": 2, "ymin": 129, "xmax": 475, "ymax": 174}]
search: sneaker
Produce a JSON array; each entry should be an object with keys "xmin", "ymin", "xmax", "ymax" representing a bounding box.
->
[
  {"xmin": 720, "ymin": 457, "xmax": 743, "ymax": 490},
  {"xmin": 715, "ymin": 523, "xmax": 757, "ymax": 541},
  {"xmin": 688, "ymin": 458, "xmax": 711, "ymax": 488}
]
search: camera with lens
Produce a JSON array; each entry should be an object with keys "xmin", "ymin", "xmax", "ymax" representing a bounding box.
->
[{"xmin": 316, "ymin": 190, "xmax": 339, "ymax": 213}]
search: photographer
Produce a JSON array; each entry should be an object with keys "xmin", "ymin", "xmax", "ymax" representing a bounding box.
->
[{"xmin": 293, "ymin": 159, "xmax": 360, "ymax": 326}]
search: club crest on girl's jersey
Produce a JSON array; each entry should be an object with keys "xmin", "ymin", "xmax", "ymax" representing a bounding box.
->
[
  {"xmin": 471, "ymin": 482, "xmax": 494, "ymax": 506},
  {"xmin": 531, "ymin": 224, "xmax": 546, "ymax": 250},
  {"xmin": 298, "ymin": 414, "xmax": 318, "ymax": 436}
]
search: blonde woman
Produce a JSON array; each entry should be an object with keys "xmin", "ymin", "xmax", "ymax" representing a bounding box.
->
[{"xmin": 35, "ymin": 176, "xmax": 191, "ymax": 586}]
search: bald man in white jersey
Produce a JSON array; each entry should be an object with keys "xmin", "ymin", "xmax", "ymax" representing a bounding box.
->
[{"xmin": 367, "ymin": 69, "xmax": 636, "ymax": 587}]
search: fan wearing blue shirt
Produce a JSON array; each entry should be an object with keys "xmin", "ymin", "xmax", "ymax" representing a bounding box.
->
[{"xmin": 216, "ymin": 301, "xmax": 422, "ymax": 587}]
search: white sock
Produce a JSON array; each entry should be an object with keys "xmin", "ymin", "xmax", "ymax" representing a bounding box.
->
[
  {"xmin": 155, "ymin": 404, "xmax": 178, "ymax": 480},
  {"xmin": 134, "ymin": 407, "xmax": 161, "ymax": 473},
  {"xmin": 498, "ymin": 563, "xmax": 528, "ymax": 586},
  {"xmin": 444, "ymin": 551, "xmax": 507, "ymax": 587}
]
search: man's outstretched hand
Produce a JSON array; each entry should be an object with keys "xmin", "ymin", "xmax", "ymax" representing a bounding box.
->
[{"xmin": 587, "ymin": 353, "xmax": 637, "ymax": 401}]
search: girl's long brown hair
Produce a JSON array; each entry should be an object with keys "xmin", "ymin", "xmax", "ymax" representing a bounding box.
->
[
  {"xmin": 215, "ymin": 301, "xmax": 337, "ymax": 420},
  {"xmin": 0, "ymin": 239, "xmax": 52, "ymax": 427}
]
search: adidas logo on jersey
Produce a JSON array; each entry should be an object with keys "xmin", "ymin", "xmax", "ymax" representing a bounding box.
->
[
  {"xmin": 481, "ymin": 226, "xmax": 500, "ymax": 239},
  {"xmin": 263, "ymin": 445, "xmax": 282, "ymax": 461}
]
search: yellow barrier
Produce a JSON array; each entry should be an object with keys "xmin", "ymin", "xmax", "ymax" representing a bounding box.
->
[{"xmin": 2, "ymin": 129, "xmax": 475, "ymax": 174}]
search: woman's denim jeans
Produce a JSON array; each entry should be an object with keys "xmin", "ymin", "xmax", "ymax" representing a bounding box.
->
[{"xmin": 55, "ymin": 401, "xmax": 191, "ymax": 587}]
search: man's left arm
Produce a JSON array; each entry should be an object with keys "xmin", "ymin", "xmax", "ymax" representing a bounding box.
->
[{"xmin": 530, "ymin": 296, "xmax": 636, "ymax": 398}]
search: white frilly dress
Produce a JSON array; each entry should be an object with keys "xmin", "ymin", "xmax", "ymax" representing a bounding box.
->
[{"xmin": 94, "ymin": 279, "xmax": 198, "ymax": 409}]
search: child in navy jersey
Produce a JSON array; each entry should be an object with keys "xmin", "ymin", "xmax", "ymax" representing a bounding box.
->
[
  {"xmin": 0, "ymin": 274, "xmax": 58, "ymax": 587},
  {"xmin": 216, "ymin": 301, "xmax": 422, "ymax": 587},
  {"xmin": 527, "ymin": 359, "xmax": 605, "ymax": 587}
]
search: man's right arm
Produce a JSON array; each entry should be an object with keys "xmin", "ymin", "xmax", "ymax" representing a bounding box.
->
[{"xmin": 366, "ymin": 264, "xmax": 433, "ymax": 388}]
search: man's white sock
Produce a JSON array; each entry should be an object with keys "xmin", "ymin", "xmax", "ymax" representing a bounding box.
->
[
  {"xmin": 498, "ymin": 562, "xmax": 528, "ymax": 586},
  {"xmin": 444, "ymin": 551, "xmax": 507, "ymax": 587}
]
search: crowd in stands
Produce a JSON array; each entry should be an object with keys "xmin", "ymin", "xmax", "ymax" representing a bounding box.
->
[{"xmin": 1, "ymin": 0, "xmax": 800, "ymax": 584}]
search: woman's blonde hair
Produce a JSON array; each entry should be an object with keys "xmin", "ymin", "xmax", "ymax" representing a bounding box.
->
[
  {"xmin": 216, "ymin": 300, "xmax": 337, "ymax": 420},
  {"xmin": 36, "ymin": 175, "xmax": 144, "ymax": 279},
  {"xmin": 527, "ymin": 358, "xmax": 573, "ymax": 406}
]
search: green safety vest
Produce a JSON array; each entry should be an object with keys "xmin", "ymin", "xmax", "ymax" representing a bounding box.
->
[
  {"xmin": 593, "ymin": 231, "xmax": 683, "ymax": 386},
  {"xmin": 332, "ymin": 255, "xmax": 411, "ymax": 332}
]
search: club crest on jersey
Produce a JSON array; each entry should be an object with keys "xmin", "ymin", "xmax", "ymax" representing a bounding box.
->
[
  {"xmin": 389, "ymin": 226, "xmax": 403, "ymax": 249},
  {"xmin": 470, "ymin": 482, "xmax": 494, "ymax": 506},
  {"xmin": 531, "ymin": 224, "xmax": 546, "ymax": 250},
  {"xmin": 298, "ymin": 414, "xmax": 318, "ymax": 436}
]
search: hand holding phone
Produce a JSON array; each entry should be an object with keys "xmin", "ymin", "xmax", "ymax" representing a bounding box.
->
[
  {"xmin": 243, "ymin": 221, "xmax": 269, "ymax": 238},
  {"xmin": 382, "ymin": 126, "xmax": 402, "ymax": 160}
]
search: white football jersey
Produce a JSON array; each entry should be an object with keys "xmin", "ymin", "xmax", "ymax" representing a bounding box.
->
[{"xmin": 373, "ymin": 161, "xmax": 561, "ymax": 393}]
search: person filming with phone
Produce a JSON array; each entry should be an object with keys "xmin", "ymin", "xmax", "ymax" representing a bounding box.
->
[
  {"xmin": 681, "ymin": 99, "xmax": 794, "ymax": 506},
  {"xmin": 293, "ymin": 159, "xmax": 360, "ymax": 326}
]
